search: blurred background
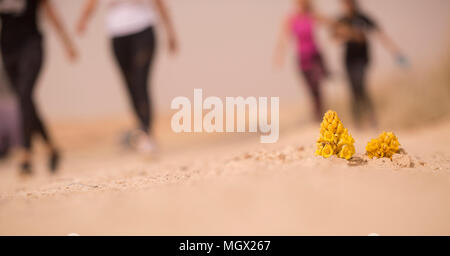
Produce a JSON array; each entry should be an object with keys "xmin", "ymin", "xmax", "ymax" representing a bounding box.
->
[
  {"xmin": 1, "ymin": 0, "xmax": 450, "ymax": 152},
  {"xmin": 37, "ymin": 0, "xmax": 450, "ymax": 121}
]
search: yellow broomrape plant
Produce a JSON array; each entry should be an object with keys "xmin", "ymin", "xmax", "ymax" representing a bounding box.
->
[
  {"xmin": 366, "ymin": 132, "xmax": 400, "ymax": 159},
  {"xmin": 315, "ymin": 110, "xmax": 355, "ymax": 160}
]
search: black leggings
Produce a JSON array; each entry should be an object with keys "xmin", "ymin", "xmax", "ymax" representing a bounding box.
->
[
  {"xmin": 300, "ymin": 54, "xmax": 328, "ymax": 122},
  {"xmin": 112, "ymin": 27, "xmax": 156, "ymax": 133},
  {"xmin": 1, "ymin": 37, "xmax": 50, "ymax": 150},
  {"xmin": 345, "ymin": 60, "xmax": 376, "ymax": 125}
]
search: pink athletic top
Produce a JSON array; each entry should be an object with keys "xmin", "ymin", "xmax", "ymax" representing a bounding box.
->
[{"xmin": 290, "ymin": 13, "xmax": 320, "ymax": 69}]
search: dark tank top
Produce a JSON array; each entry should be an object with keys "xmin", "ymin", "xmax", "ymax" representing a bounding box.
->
[{"xmin": 0, "ymin": 0, "xmax": 42, "ymax": 50}]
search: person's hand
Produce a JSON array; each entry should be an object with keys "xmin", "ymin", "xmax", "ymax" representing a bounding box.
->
[
  {"xmin": 168, "ymin": 33, "xmax": 178, "ymax": 55},
  {"xmin": 66, "ymin": 44, "xmax": 78, "ymax": 62},
  {"xmin": 334, "ymin": 24, "xmax": 350, "ymax": 40},
  {"xmin": 395, "ymin": 54, "xmax": 409, "ymax": 68},
  {"xmin": 272, "ymin": 54, "xmax": 284, "ymax": 70},
  {"xmin": 76, "ymin": 20, "xmax": 87, "ymax": 36}
]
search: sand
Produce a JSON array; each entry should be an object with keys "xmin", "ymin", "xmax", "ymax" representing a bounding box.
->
[{"xmin": 0, "ymin": 116, "xmax": 449, "ymax": 236}]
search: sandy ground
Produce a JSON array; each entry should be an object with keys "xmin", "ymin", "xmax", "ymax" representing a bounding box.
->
[{"xmin": 0, "ymin": 115, "xmax": 449, "ymax": 236}]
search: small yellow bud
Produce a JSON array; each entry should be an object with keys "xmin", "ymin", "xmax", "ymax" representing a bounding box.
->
[
  {"xmin": 322, "ymin": 131, "xmax": 335, "ymax": 143},
  {"xmin": 338, "ymin": 144, "xmax": 355, "ymax": 160},
  {"xmin": 321, "ymin": 143, "xmax": 334, "ymax": 158},
  {"xmin": 336, "ymin": 123, "xmax": 344, "ymax": 135}
]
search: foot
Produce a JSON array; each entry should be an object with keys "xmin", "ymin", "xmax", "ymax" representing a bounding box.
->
[
  {"xmin": 0, "ymin": 150, "xmax": 8, "ymax": 160},
  {"xmin": 49, "ymin": 150, "xmax": 61, "ymax": 173},
  {"xmin": 120, "ymin": 129, "xmax": 141, "ymax": 150},
  {"xmin": 136, "ymin": 133, "xmax": 159, "ymax": 155},
  {"xmin": 19, "ymin": 162, "xmax": 32, "ymax": 176},
  {"xmin": 0, "ymin": 142, "xmax": 9, "ymax": 160}
]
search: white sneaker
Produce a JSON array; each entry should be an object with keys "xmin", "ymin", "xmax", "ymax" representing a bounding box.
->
[{"xmin": 136, "ymin": 133, "xmax": 159, "ymax": 154}]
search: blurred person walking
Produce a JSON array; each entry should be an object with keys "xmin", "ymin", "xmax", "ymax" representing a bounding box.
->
[
  {"xmin": 274, "ymin": 0, "xmax": 330, "ymax": 122},
  {"xmin": 0, "ymin": 63, "xmax": 20, "ymax": 160},
  {"xmin": 0, "ymin": 0, "xmax": 77, "ymax": 174},
  {"xmin": 333, "ymin": 0, "xmax": 407, "ymax": 128},
  {"xmin": 76, "ymin": 0, "xmax": 178, "ymax": 153}
]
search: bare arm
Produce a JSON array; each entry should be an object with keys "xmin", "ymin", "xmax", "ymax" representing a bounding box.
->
[
  {"xmin": 314, "ymin": 13, "xmax": 334, "ymax": 26},
  {"xmin": 42, "ymin": 0, "xmax": 77, "ymax": 61},
  {"xmin": 332, "ymin": 22, "xmax": 365, "ymax": 43},
  {"xmin": 153, "ymin": 0, "xmax": 178, "ymax": 54},
  {"xmin": 273, "ymin": 16, "xmax": 291, "ymax": 69},
  {"xmin": 374, "ymin": 29, "xmax": 401, "ymax": 56},
  {"xmin": 76, "ymin": 0, "xmax": 98, "ymax": 35}
]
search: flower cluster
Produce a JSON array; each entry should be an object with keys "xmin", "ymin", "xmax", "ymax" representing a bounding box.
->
[
  {"xmin": 315, "ymin": 110, "xmax": 355, "ymax": 160},
  {"xmin": 366, "ymin": 132, "xmax": 400, "ymax": 159}
]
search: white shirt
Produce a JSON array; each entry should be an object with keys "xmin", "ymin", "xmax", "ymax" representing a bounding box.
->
[{"xmin": 105, "ymin": 0, "xmax": 157, "ymax": 37}]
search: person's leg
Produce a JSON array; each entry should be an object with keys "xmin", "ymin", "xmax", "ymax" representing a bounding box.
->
[
  {"xmin": 19, "ymin": 39, "xmax": 52, "ymax": 144},
  {"xmin": 0, "ymin": 135, "xmax": 9, "ymax": 159},
  {"xmin": 130, "ymin": 28, "xmax": 156, "ymax": 133},
  {"xmin": 2, "ymin": 50, "xmax": 32, "ymax": 170},
  {"xmin": 113, "ymin": 28, "xmax": 159, "ymax": 153},
  {"xmin": 2, "ymin": 50, "xmax": 33, "ymax": 172},
  {"xmin": 346, "ymin": 60, "xmax": 377, "ymax": 127},
  {"xmin": 316, "ymin": 54, "xmax": 330, "ymax": 80},
  {"xmin": 14, "ymin": 39, "xmax": 45, "ymax": 148},
  {"xmin": 302, "ymin": 69, "xmax": 323, "ymax": 122},
  {"xmin": 113, "ymin": 28, "xmax": 156, "ymax": 134},
  {"xmin": 21, "ymin": 41, "xmax": 60, "ymax": 171},
  {"xmin": 0, "ymin": 98, "xmax": 20, "ymax": 160},
  {"xmin": 358, "ymin": 64, "xmax": 377, "ymax": 127},
  {"xmin": 0, "ymin": 107, "xmax": 10, "ymax": 159},
  {"xmin": 346, "ymin": 61, "xmax": 364, "ymax": 126},
  {"xmin": 113, "ymin": 34, "xmax": 145, "ymax": 130},
  {"xmin": 8, "ymin": 38, "xmax": 58, "ymax": 172}
]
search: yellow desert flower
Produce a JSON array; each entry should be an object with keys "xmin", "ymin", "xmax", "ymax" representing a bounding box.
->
[
  {"xmin": 321, "ymin": 131, "xmax": 335, "ymax": 143},
  {"xmin": 321, "ymin": 143, "xmax": 334, "ymax": 158},
  {"xmin": 339, "ymin": 130, "xmax": 355, "ymax": 145},
  {"xmin": 315, "ymin": 147, "xmax": 323, "ymax": 156},
  {"xmin": 338, "ymin": 144, "xmax": 355, "ymax": 160},
  {"xmin": 316, "ymin": 110, "xmax": 355, "ymax": 160},
  {"xmin": 366, "ymin": 139, "xmax": 379, "ymax": 154},
  {"xmin": 366, "ymin": 132, "xmax": 400, "ymax": 159},
  {"xmin": 336, "ymin": 123, "xmax": 345, "ymax": 135},
  {"xmin": 324, "ymin": 110, "xmax": 337, "ymax": 122}
]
